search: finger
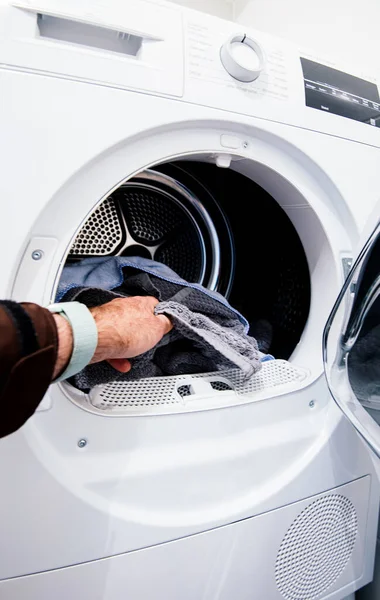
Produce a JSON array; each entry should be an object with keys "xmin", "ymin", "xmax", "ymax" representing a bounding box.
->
[
  {"xmin": 107, "ymin": 358, "xmax": 132, "ymax": 373},
  {"xmin": 155, "ymin": 314, "xmax": 173, "ymax": 334},
  {"xmin": 144, "ymin": 296, "xmax": 160, "ymax": 311}
]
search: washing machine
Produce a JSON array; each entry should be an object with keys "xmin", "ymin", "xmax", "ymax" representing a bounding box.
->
[{"xmin": 0, "ymin": 0, "xmax": 380, "ymax": 598}]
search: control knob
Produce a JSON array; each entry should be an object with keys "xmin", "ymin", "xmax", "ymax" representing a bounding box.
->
[{"xmin": 220, "ymin": 34, "xmax": 265, "ymax": 82}]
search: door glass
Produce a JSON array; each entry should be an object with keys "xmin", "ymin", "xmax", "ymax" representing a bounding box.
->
[{"xmin": 324, "ymin": 222, "xmax": 380, "ymax": 455}]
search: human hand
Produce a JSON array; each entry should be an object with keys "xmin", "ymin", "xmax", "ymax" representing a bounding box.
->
[{"xmin": 89, "ymin": 296, "xmax": 172, "ymax": 373}]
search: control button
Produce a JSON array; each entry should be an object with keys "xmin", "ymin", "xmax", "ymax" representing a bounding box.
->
[
  {"xmin": 220, "ymin": 134, "xmax": 241, "ymax": 149},
  {"xmin": 220, "ymin": 34, "xmax": 265, "ymax": 82}
]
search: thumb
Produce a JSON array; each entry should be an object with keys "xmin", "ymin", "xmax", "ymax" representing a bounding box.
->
[{"xmin": 155, "ymin": 314, "xmax": 173, "ymax": 335}]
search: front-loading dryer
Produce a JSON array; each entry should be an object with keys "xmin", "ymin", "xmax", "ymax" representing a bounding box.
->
[{"xmin": 0, "ymin": 1, "xmax": 380, "ymax": 599}]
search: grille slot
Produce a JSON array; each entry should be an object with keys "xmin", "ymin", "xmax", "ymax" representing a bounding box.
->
[
  {"xmin": 210, "ymin": 380, "xmax": 233, "ymax": 391},
  {"xmin": 177, "ymin": 384, "xmax": 193, "ymax": 398}
]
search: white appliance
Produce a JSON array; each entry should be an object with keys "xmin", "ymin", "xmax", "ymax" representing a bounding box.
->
[{"xmin": 0, "ymin": 1, "xmax": 379, "ymax": 599}]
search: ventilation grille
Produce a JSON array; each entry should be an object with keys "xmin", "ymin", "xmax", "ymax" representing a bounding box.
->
[
  {"xmin": 69, "ymin": 197, "xmax": 123, "ymax": 256},
  {"xmin": 82, "ymin": 360, "xmax": 307, "ymax": 416},
  {"xmin": 275, "ymin": 495, "xmax": 358, "ymax": 600}
]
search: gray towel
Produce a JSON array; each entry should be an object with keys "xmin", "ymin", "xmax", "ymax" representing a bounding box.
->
[{"xmin": 60, "ymin": 260, "xmax": 264, "ymax": 391}]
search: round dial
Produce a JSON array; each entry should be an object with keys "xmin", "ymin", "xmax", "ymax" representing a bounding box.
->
[{"xmin": 220, "ymin": 34, "xmax": 265, "ymax": 82}]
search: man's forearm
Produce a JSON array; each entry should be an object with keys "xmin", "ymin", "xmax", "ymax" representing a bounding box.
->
[
  {"xmin": 0, "ymin": 297, "xmax": 171, "ymax": 439},
  {"xmin": 0, "ymin": 301, "xmax": 58, "ymax": 438}
]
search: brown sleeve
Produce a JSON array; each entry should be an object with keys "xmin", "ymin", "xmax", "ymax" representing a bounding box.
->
[{"xmin": 0, "ymin": 301, "xmax": 58, "ymax": 438}]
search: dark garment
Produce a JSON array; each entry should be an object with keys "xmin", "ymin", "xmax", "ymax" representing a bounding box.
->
[
  {"xmin": 61, "ymin": 265, "xmax": 262, "ymax": 392},
  {"xmin": 0, "ymin": 301, "xmax": 58, "ymax": 438}
]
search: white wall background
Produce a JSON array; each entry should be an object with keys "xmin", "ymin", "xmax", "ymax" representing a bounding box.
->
[
  {"xmin": 168, "ymin": 0, "xmax": 380, "ymax": 77},
  {"xmin": 235, "ymin": 0, "xmax": 380, "ymax": 77},
  {"xmin": 167, "ymin": 0, "xmax": 234, "ymax": 20}
]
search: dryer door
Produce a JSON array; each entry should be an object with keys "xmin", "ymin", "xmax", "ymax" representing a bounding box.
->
[{"xmin": 324, "ymin": 219, "xmax": 380, "ymax": 457}]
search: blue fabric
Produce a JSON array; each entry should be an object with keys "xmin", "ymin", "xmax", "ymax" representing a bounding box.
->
[
  {"xmin": 57, "ymin": 256, "xmax": 250, "ymax": 331},
  {"xmin": 260, "ymin": 354, "xmax": 274, "ymax": 363}
]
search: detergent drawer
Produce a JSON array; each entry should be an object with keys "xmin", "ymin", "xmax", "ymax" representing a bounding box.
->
[{"xmin": 1, "ymin": 0, "xmax": 183, "ymax": 96}]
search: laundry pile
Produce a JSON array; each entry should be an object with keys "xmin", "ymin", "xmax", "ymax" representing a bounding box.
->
[{"xmin": 57, "ymin": 257, "xmax": 273, "ymax": 391}]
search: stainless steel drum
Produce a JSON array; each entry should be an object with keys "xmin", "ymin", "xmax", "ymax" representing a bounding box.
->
[
  {"xmin": 68, "ymin": 160, "xmax": 310, "ymax": 359},
  {"xmin": 69, "ymin": 169, "xmax": 234, "ymax": 295}
]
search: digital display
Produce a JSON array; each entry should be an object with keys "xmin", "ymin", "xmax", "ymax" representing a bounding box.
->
[{"xmin": 300, "ymin": 57, "xmax": 380, "ymax": 128}]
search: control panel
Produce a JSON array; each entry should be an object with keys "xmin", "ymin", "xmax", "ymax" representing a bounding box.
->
[
  {"xmin": 183, "ymin": 9, "xmax": 380, "ymax": 147},
  {"xmin": 185, "ymin": 19, "xmax": 290, "ymax": 106}
]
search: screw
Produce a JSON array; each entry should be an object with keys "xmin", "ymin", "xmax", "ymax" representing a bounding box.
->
[
  {"xmin": 77, "ymin": 439, "xmax": 87, "ymax": 448},
  {"xmin": 243, "ymin": 141, "xmax": 248, "ymax": 148},
  {"xmin": 32, "ymin": 250, "xmax": 43, "ymax": 261},
  {"xmin": 309, "ymin": 400, "xmax": 315, "ymax": 408}
]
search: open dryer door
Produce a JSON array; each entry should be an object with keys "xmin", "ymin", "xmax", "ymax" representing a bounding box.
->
[
  {"xmin": 324, "ymin": 219, "xmax": 380, "ymax": 458},
  {"xmin": 323, "ymin": 219, "xmax": 380, "ymax": 600}
]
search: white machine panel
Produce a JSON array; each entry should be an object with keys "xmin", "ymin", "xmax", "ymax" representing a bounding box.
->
[{"xmin": 0, "ymin": 477, "xmax": 373, "ymax": 600}]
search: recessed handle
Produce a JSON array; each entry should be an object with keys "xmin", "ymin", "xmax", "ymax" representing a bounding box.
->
[{"xmin": 37, "ymin": 13, "xmax": 162, "ymax": 57}]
